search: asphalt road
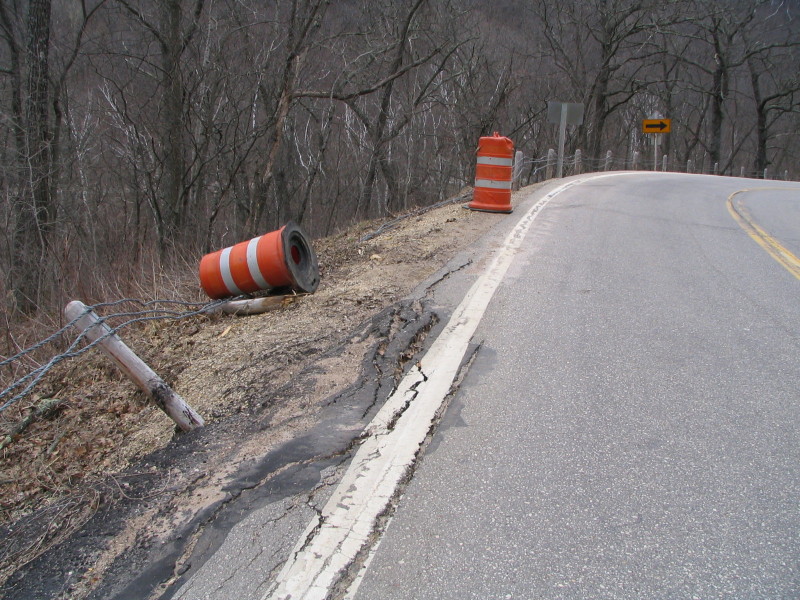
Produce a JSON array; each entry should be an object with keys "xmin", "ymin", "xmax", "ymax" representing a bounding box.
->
[{"xmin": 351, "ymin": 174, "xmax": 800, "ymax": 599}]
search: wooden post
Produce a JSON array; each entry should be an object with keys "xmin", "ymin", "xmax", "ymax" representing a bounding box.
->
[
  {"xmin": 574, "ymin": 149, "xmax": 582, "ymax": 174},
  {"xmin": 686, "ymin": 159, "xmax": 693, "ymax": 174},
  {"xmin": 546, "ymin": 149, "xmax": 555, "ymax": 180},
  {"xmin": 764, "ymin": 168, "xmax": 769, "ymax": 180},
  {"xmin": 631, "ymin": 151, "xmax": 640, "ymax": 171},
  {"xmin": 64, "ymin": 301, "xmax": 204, "ymax": 431},
  {"xmin": 662, "ymin": 155, "xmax": 668, "ymax": 172},
  {"xmin": 740, "ymin": 166, "xmax": 745, "ymax": 178},
  {"xmin": 604, "ymin": 150, "xmax": 612, "ymax": 171},
  {"xmin": 512, "ymin": 150, "xmax": 524, "ymax": 190},
  {"xmin": 713, "ymin": 162, "xmax": 719, "ymax": 175}
]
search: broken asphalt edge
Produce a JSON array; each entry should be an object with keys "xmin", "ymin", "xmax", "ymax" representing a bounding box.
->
[{"xmin": 2, "ymin": 183, "xmax": 551, "ymax": 600}]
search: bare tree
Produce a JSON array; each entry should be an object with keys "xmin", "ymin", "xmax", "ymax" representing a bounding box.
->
[
  {"xmin": 530, "ymin": 0, "xmax": 677, "ymax": 160},
  {"xmin": 743, "ymin": 6, "xmax": 800, "ymax": 176},
  {"xmin": 1, "ymin": 0, "xmax": 103, "ymax": 313}
]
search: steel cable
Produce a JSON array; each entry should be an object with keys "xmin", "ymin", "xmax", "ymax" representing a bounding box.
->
[{"xmin": 0, "ymin": 297, "xmax": 233, "ymax": 413}]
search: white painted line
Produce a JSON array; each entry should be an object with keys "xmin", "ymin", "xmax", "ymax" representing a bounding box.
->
[{"xmin": 263, "ymin": 175, "xmax": 609, "ymax": 600}]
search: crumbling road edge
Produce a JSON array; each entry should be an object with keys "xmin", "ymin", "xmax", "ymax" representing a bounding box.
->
[{"xmin": 264, "ymin": 181, "xmax": 573, "ymax": 600}]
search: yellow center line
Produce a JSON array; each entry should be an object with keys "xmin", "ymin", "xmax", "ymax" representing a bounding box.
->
[{"xmin": 726, "ymin": 188, "xmax": 800, "ymax": 281}]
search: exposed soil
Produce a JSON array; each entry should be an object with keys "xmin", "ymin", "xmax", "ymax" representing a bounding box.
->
[{"xmin": 0, "ymin": 191, "xmax": 513, "ymax": 599}]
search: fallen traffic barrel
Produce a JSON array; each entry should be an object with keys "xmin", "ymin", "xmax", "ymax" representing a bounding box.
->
[
  {"xmin": 199, "ymin": 221, "xmax": 319, "ymax": 299},
  {"xmin": 466, "ymin": 132, "xmax": 514, "ymax": 213}
]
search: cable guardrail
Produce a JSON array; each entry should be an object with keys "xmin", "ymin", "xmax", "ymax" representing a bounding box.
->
[
  {"xmin": 4, "ymin": 154, "xmax": 794, "ymax": 411},
  {"xmin": 514, "ymin": 151, "xmax": 794, "ymax": 185},
  {"xmin": 0, "ymin": 297, "xmax": 231, "ymax": 414}
]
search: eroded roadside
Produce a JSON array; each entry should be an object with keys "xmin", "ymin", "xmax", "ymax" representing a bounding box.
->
[{"xmin": 0, "ymin": 191, "xmax": 534, "ymax": 600}]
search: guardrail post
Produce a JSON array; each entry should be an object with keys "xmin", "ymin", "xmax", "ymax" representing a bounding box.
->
[
  {"xmin": 740, "ymin": 166, "xmax": 745, "ymax": 178},
  {"xmin": 687, "ymin": 159, "xmax": 693, "ymax": 173},
  {"xmin": 713, "ymin": 162, "xmax": 719, "ymax": 175},
  {"xmin": 764, "ymin": 168, "xmax": 769, "ymax": 180},
  {"xmin": 546, "ymin": 149, "xmax": 555, "ymax": 180},
  {"xmin": 512, "ymin": 150, "xmax": 524, "ymax": 190},
  {"xmin": 64, "ymin": 301, "xmax": 204, "ymax": 431},
  {"xmin": 574, "ymin": 149, "xmax": 582, "ymax": 175},
  {"xmin": 662, "ymin": 155, "xmax": 668, "ymax": 172},
  {"xmin": 631, "ymin": 151, "xmax": 639, "ymax": 170},
  {"xmin": 604, "ymin": 150, "xmax": 612, "ymax": 171}
]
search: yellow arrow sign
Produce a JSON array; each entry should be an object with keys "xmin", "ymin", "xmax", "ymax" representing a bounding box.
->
[{"xmin": 642, "ymin": 119, "xmax": 671, "ymax": 133}]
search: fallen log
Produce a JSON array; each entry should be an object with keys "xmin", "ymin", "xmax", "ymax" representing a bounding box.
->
[
  {"xmin": 0, "ymin": 396, "xmax": 66, "ymax": 451},
  {"xmin": 213, "ymin": 294, "xmax": 302, "ymax": 316}
]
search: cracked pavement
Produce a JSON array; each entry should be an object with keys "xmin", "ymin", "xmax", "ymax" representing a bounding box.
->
[
  {"xmin": 0, "ymin": 193, "xmax": 523, "ymax": 600},
  {"xmin": 156, "ymin": 197, "xmax": 525, "ymax": 600},
  {"xmin": 171, "ymin": 464, "xmax": 343, "ymax": 600}
]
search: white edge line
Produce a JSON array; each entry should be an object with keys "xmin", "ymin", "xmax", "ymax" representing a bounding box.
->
[{"xmin": 264, "ymin": 173, "xmax": 631, "ymax": 600}]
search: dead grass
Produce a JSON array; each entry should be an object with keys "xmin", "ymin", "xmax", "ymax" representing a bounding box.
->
[{"xmin": 0, "ymin": 192, "xmax": 512, "ymax": 592}]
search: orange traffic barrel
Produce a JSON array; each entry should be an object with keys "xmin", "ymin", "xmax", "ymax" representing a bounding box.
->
[
  {"xmin": 199, "ymin": 222, "xmax": 319, "ymax": 299},
  {"xmin": 466, "ymin": 132, "xmax": 514, "ymax": 213}
]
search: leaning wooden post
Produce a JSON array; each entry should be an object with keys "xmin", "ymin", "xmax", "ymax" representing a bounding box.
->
[{"xmin": 64, "ymin": 301, "xmax": 204, "ymax": 431}]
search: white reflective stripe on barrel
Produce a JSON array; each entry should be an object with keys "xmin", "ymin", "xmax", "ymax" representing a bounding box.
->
[
  {"xmin": 246, "ymin": 236, "xmax": 271, "ymax": 289},
  {"xmin": 219, "ymin": 247, "xmax": 244, "ymax": 295},
  {"xmin": 476, "ymin": 156, "xmax": 514, "ymax": 166},
  {"xmin": 474, "ymin": 179, "xmax": 513, "ymax": 189}
]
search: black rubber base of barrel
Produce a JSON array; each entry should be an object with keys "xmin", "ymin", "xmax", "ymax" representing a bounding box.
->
[
  {"xmin": 281, "ymin": 221, "xmax": 320, "ymax": 293},
  {"xmin": 462, "ymin": 203, "xmax": 513, "ymax": 214}
]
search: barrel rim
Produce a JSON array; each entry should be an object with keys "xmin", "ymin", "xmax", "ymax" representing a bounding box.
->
[{"xmin": 281, "ymin": 221, "xmax": 320, "ymax": 294}]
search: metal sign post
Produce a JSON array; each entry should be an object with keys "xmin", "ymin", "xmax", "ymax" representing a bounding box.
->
[
  {"xmin": 654, "ymin": 134, "xmax": 661, "ymax": 171},
  {"xmin": 556, "ymin": 106, "xmax": 568, "ymax": 178},
  {"xmin": 642, "ymin": 117, "xmax": 671, "ymax": 172},
  {"xmin": 547, "ymin": 101, "xmax": 585, "ymax": 178}
]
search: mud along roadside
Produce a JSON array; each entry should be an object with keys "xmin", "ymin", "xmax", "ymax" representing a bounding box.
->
[{"xmin": 1, "ymin": 188, "xmax": 539, "ymax": 600}]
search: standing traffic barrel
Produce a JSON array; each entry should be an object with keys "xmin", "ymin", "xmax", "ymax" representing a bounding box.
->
[
  {"xmin": 199, "ymin": 221, "xmax": 319, "ymax": 299},
  {"xmin": 466, "ymin": 132, "xmax": 514, "ymax": 213}
]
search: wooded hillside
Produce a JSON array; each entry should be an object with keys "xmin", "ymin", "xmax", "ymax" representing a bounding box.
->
[{"xmin": 1, "ymin": 0, "xmax": 798, "ymax": 321}]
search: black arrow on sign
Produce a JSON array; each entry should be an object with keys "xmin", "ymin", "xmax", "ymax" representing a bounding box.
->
[{"xmin": 645, "ymin": 120, "xmax": 668, "ymax": 131}]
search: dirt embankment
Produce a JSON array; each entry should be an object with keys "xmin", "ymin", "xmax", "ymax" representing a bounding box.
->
[{"xmin": 0, "ymin": 194, "xmax": 510, "ymax": 599}]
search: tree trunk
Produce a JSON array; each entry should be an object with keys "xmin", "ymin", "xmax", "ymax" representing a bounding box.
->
[
  {"xmin": 160, "ymin": 0, "xmax": 185, "ymax": 252},
  {"xmin": 11, "ymin": 0, "xmax": 53, "ymax": 313},
  {"xmin": 357, "ymin": 0, "xmax": 426, "ymax": 218},
  {"xmin": 708, "ymin": 31, "xmax": 727, "ymax": 170},
  {"xmin": 747, "ymin": 59, "xmax": 768, "ymax": 177},
  {"xmin": 589, "ymin": 61, "xmax": 611, "ymax": 160}
]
